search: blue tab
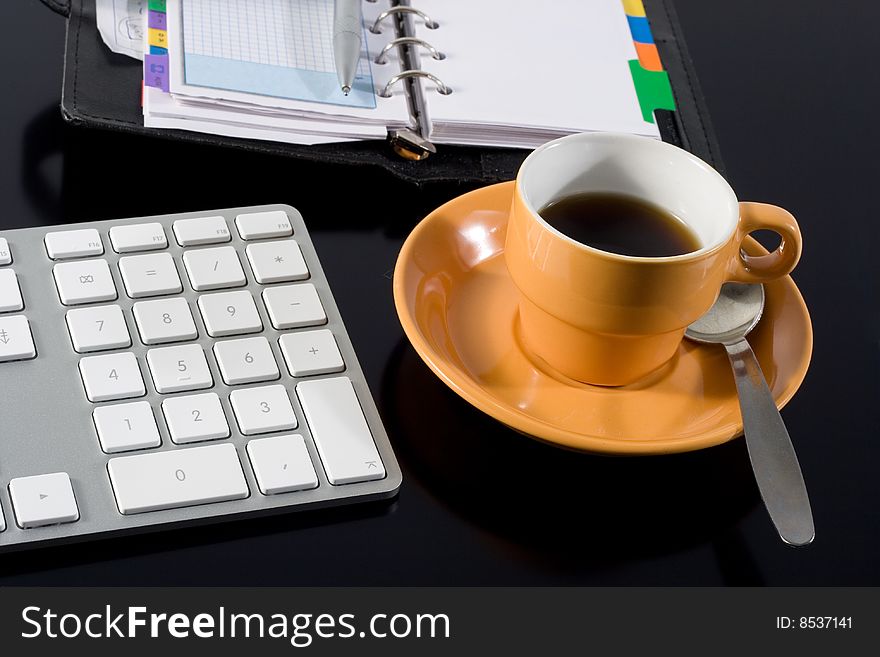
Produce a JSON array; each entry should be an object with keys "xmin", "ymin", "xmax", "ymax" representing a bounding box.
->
[
  {"xmin": 150, "ymin": 45, "xmax": 168, "ymax": 55},
  {"xmin": 626, "ymin": 15, "xmax": 654, "ymax": 44}
]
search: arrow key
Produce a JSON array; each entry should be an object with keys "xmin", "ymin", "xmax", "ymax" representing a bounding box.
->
[{"xmin": 8, "ymin": 472, "xmax": 79, "ymax": 529}]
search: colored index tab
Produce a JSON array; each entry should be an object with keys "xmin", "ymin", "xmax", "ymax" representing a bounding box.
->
[
  {"xmin": 635, "ymin": 42, "xmax": 663, "ymax": 72},
  {"xmin": 626, "ymin": 15, "xmax": 654, "ymax": 44},
  {"xmin": 628, "ymin": 60, "xmax": 675, "ymax": 123},
  {"xmin": 148, "ymin": 28, "xmax": 168, "ymax": 49},
  {"xmin": 622, "ymin": 0, "xmax": 647, "ymax": 17},
  {"xmin": 148, "ymin": 0, "xmax": 166, "ymax": 11},
  {"xmin": 148, "ymin": 10, "xmax": 167, "ymax": 30},
  {"xmin": 144, "ymin": 54, "xmax": 170, "ymax": 92}
]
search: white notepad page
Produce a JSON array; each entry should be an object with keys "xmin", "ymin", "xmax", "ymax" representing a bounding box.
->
[
  {"xmin": 414, "ymin": 0, "xmax": 660, "ymax": 147},
  {"xmin": 166, "ymin": 0, "xmax": 411, "ymax": 128}
]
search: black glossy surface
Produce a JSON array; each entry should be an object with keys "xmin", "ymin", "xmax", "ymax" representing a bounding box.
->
[{"xmin": 0, "ymin": 0, "xmax": 877, "ymax": 584}]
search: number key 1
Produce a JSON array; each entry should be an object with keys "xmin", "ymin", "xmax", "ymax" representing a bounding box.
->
[{"xmin": 93, "ymin": 401, "xmax": 161, "ymax": 453}]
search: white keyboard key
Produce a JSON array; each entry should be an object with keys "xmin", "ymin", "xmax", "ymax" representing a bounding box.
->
[
  {"xmin": 0, "ymin": 502, "xmax": 5, "ymax": 532},
  {"xmin": 297, "ymin": 377, "xmax": 385, "ymax": 485},
  {"xmin": 197, "ymin": 290, "xmax": 262, "ymax": 337},
  {"xmin": 0, "ymin": 269, "xmax": 23, "ymax": 312},
  {"xmin": 247, "ymin": 435, "xmax": 318, "ymax": 495},
  {"xmin": 66, "ymin": 304, "xmax": 131, "ymax": 353},
  {"xmin": 119, "ymin": 252, "xmax": 182, "ymax": 298},
  {"xmin": 230, "ymin": 384, "xmax": 297, "ymax": 435},
  {"xmin": 173, "ymin": 216, "xmax": 231, "ymax": 246},
  {"xmin": 9, "ymin": 472, "xmax": 79, "ymax": 528},
  {"xmin": 162, "ymin": 392, "xmax": 230, "ymax": 444},
  {"xmin": 279, "ymin": 329, "xmax": 345, "ymax": 377},
  {"xmin": 235, "ymin": 210, "xmax": 292, "ymax": 240},
  {"xmin": 182, "ymin": 246, "xmax": 246, "ymax": 291},
  {"xmin": 44, "ymin": 228, "xmax": 103, "ymax": 260},
  {"xmin": 263, "ymin": 284, "xmax": 326, "ymax": 330},
  {"xmin": 93, "ymin": 401, "xmax": 161, "ymax": 453},
  {"xmin": 246, "ymin": 241, "xmax": 309, "ymax": 284},
  {"xmin": 0, "ymin": 237, "xmax": 11, "ymax": 265},
  {"xmin": 146, "ymin": 344, "xmax": 213, "ymax": 393},
  {"xmin": 107, "ymin": 443, "xmax": 249, "ymax": 515},
  {"xmin": 214, "ymin": 336, "xmax": 279, "ymax": 385},
  {"xmin": 132, "ymin": 297, "xmax": 197, "ymax": 345},
  {"xmin": 0, "ymin": 315, "xmax": 36, "ymax": 362},
  {"xmin": 79, "ymin": 352, "xmax": 145, "ymax": 402},
  {"xmin": 109, "ymin": 222, "xmax": 167, "ymax": 253},
  {"xmin": 53, "ymin": 259, "xmax": 117, "ymax": 305}
]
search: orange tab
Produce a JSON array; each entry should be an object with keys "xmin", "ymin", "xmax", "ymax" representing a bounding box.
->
[{"xmin": 635, "ymin": 42, "xmax": 663, "ymax": 72}]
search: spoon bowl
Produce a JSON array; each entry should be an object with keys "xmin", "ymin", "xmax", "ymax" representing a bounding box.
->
[{"xmin": 686, "ymin": 283, "xmax": 765, "ymax": 345}]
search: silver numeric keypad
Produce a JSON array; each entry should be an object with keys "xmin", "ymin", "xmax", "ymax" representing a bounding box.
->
[{"xmin": 0, "ymin": 205, "xmax": 399, "ymax": 554}]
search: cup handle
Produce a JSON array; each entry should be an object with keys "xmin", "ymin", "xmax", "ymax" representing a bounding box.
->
[{"xmin": 727, "ymin": 202, "xmax": 802, "ymax": 283}]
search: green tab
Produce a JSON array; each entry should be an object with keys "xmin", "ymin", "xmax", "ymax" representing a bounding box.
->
[
  {"xmin": 148, "ymin": 0, "xmax": 167, "ymax": 11},
  {"xmin": 628, "ymin": 60, "xmax": 676, "ymax": 124}
]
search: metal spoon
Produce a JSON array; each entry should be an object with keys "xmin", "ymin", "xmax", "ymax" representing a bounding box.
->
[{"xmin": 686, "ymin": 283, "xmax": 814, "ymax": 546}]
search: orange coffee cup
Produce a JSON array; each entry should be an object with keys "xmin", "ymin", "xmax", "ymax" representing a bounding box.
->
[{"xmin": 505, "ymin": 132, "xmax": 802, "ymax": 386}]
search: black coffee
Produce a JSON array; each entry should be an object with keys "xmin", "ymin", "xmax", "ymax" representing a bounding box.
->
[{"xmin": 538, "ymin": 192, "xmax": 701, "ymax": 257}]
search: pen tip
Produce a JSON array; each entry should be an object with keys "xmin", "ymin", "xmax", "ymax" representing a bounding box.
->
[{"xmin": 342, "ymin": 85, "xmax": 351, "ymax": 96}]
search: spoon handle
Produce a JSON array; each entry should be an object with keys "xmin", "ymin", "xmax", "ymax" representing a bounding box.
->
[{"xmin": 725, "ymin": 339, "xmax": 815, "ymax": 546}]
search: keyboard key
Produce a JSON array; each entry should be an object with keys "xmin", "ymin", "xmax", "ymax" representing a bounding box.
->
[
  {"xmin": 172, "ymin": 216, "xmax": 231, "ymax": 246},
  {"xmin": 279, "ymin": 329, "xmax": 344, "ymax": 377},
  {"xmin": 53, "ymin": 259, "xmax": 117, "ymax": 305},
  {"xmin": 119, "ymin": 252, "xmax": 182, "ymax": 298},
  {"xmin": 262, "ymin": 284, "xmax": 326, "ymax": 330},
  {"xmin": 247, "ymin": 435, "xmax": 318, "ymax": 495},
  {"xmin": 0, "ymin": 315, "xmax": 36, "ymax": 362},
  {"xmin": 235, "ymin": 210, "xmax": 292, "ymax": 240},
  {"xmin": 214, "ymin": 336, "xmax": 279, "ymax": 385},
  {"xmin": 162, "ymin": 392, "xmax": 230, "ymax": 444},
  {"xmin": 79, "ymin": 352, "xmax": 145, "ymax": 402},
  {"xmin": 197, "ymin": 290, "xmax": 262, "ymax": 337},
  {"xmin": 246, "ymin": 240, "xmax": 309, "ymax": 284},
  {"xmin": 0, "ymin": 269, "xmax": 23, "ymax": 312},
  {"xmin": 146, "ymin": 344, "xmax": 213, "ymax": 393},
  {"xmin": 297, "ymin": 377, "xmax": 385, "ymax": 485},
  {"xmin": 182, "ymin": 246, "xmax": 246, "ymax": 291},
  {"xmin": 230, "ymin": 384, "xmax": 297, "ymax": 435},
  {"xmin": 44, "ymin": 228, "xmax": 103, "ymax": 260},
  {"xmin": 0, "ymin": 502, "xmax": 5, "ymax": 532},
  {"xmin": 107, "ymin": 443, "xmax": 249, "ymax": 515},
  {"xmin": 132, "ymin": 297, "xmax": 198, "ymax": 345},
  {"xmin": 66, "ymin": 304, "xmax": 131, "ymax": 353},
  {"xmin": 8, "ymin": 472, "xmax": 80, "ymax": 528},
  {"xmin": 0, "ymin": 237, "xmax": 10, "ymax": 265},
  {"xmin": 109, "ymin": 222, "xmax": 167, "ymax": 253},
  {"xmin": 93, "ymin": 401, "xmax": 161, "ymax": 453}
]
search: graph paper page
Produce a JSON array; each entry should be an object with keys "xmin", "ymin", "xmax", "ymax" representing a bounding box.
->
[{"xmin": 181, "ymin": 0, "xmax": 377, "ymax": 109}]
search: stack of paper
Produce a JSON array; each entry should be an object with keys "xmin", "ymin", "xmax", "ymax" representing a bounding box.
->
[{"xmin": 142, "ymin": 0, "xmax": 418, "ymax": 144}]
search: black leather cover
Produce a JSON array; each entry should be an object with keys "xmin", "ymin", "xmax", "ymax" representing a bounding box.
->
[{"xmin": 50, "ymin": 0, "xmax": 724, "ymax": 184}]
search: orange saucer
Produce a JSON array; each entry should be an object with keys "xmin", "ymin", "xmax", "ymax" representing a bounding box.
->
[{"xmin": 393, "ymin": 182, "xmax": 813, "ymax": 455}]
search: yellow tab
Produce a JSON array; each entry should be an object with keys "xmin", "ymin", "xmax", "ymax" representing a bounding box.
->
[
  {"xmin": 148, "ymin": 28, "xmax": 168, "ymax": 48},
  {"xmin": 622, "ymin": 0, "xmax": 647, "ymax": 17}
]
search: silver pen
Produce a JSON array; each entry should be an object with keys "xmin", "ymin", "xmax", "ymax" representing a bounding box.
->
[{"xmin": 333, "ymin": 0, "xmax": 362, "ymax": 95}]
